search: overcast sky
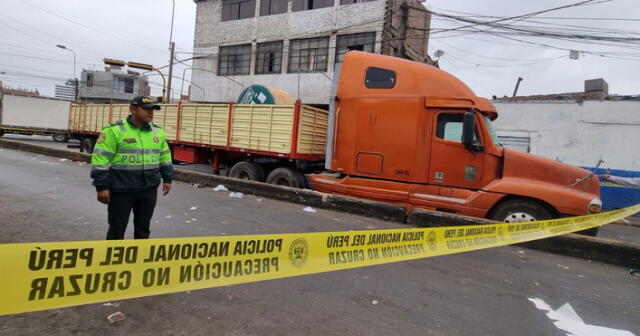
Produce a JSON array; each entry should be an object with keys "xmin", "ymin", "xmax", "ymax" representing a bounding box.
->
[{"xmin": 0, "ymin": 0, "xmax": 638, "ymax": 99}]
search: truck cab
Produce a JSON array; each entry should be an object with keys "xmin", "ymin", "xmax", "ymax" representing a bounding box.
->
[{"xmin": 309, "ymin": 51, "xmax": 602, "ymax": 223}]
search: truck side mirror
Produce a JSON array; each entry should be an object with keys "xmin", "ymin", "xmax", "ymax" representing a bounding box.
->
[
  {"xmin": 462, "ymin": 110, "xmax": 475, "ymax": 147},
  {"xmin": 462, "ymin": 110, "xmax": 484, "ymax": 152}
]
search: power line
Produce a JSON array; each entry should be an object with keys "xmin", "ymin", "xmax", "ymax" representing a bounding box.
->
[
  {"xmin": 425, "ymin": 0, "xmax": 614, "ymax": 35},
  {"xmin": 0, "ymin": 13, "xmax": 106, "ymax": 59},
  {"xmin": 18, "ymin": 0, "xmax": 166, "ymax": 54}
]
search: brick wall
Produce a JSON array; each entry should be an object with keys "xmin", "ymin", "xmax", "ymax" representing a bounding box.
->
[
  {"xmin": 381, "ymin": 0, "xmax": 430, "ymax": 62},
  {"xmin": 191, "ymin": 0, "xmax": 431, "ymax": 103},
  {"xmin": 191, "ymin": 0, "xmax": 387, "ymax": 103}
]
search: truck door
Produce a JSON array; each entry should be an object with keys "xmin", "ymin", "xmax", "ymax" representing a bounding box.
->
[{"xmin": 428, "ymin": 110, "xmax": 486, "ymax": 190}]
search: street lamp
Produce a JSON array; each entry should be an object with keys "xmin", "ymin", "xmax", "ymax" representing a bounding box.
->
[{"xmin": 56, "ymin": 44, "xmax": 77, "ymax": 101}]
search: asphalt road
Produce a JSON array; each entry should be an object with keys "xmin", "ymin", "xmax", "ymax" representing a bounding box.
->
[{"xmin": 0, "ymin": 147, "xmax": 638, "ymax": 336}]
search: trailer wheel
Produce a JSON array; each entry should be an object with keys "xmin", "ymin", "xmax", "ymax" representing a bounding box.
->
[
  {"xmin": 489, "ymin": 199, "xmax": 552, "ymax": 223},
  {"xmin": 266, "ymin": 167, "xmax": 306, "ymax": 188},
  {"xmin": 229, "ymin": 161, "xmax": 265, "ymax": 182},
  {"xmin": 0, "ymin": 129, "xmax": 4, "ymax": 137},
  {"xmin": 52, "ymin": 134, "xmax": 69, "ymax": 142},
  {"xmin": 81, "ymin": 138, "xmax": 95, "ymax": 154}
]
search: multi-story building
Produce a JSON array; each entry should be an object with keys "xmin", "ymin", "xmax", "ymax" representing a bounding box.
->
[
  {"xmin": 191, "ymin": 0, "xmax": 432, "ymax": 104},
  {"xmin": 78, "ymin": 67, "xmax": 150, "ymax": 104}
]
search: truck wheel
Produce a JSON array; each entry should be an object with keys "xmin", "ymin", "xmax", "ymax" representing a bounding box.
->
[
  {"xmin": 81, "ymin": 138, "xmax": 95, "ymax": 154},
  {"xmin": 489, "ymin": 199, "xmax": 552, "ymax": 223},
  {"xmin": 52, "ymin": 134, "xmax": 69, "ymax": 142},
  {"xmin": 0, "ymin": 129, "xmax": 4, "ymax": 137},
  {"xmin": 266, "ymin": 167, "xmax": 306, "ymax": 188},
  {"xmin": 229, "ymin": 161, "xmax": 265, "ymax": 182}
]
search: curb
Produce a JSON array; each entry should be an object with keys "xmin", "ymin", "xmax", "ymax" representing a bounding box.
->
[
  {"xmin": 0, "ymin": 138, "xmax": 407, "ymax": 223},
  {"xmin": 1, "ymin": 138, "xmax": 638, "ymax": 268}
]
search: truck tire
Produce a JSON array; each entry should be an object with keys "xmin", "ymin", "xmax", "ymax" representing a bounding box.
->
[
  {"xmin": 52, "ymin": 134, "xmax": 69, "ymax": 142},
  {"xmin": 81, "ymin": 138, "xmax": 95, "ymax": 154},
  {"xmin": 229, "ymin": 161, "xmax": 265, "ymax": 182},
  {"xmin": 489, "ymin": 199, "xmax": 552, "ymax": 223},
  {"xmin": 266, "ymin": 167, "xmax": 306, "ymax": 188},
  {"xmin": 0, "ymin": 129, "xmax": 4, "ymax": 137}
]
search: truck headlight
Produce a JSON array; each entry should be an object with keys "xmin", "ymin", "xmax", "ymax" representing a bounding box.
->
[{"xmin": 589, "ymin": 198, "xmax": 602, "ymax": 214}]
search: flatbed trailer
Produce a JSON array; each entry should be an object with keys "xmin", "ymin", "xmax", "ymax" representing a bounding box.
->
[{"xmin": 68, "ymin": 101, "xmax": 328, "ymax": 187}]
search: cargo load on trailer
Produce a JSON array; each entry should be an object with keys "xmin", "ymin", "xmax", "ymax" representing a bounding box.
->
[
  {"xmin": 0, "ymin": 94, "xmax": 71, "ymax": 142},
  {"xmin": 68, "ymin": 101, "xmax": 328, "ymax": 188}
]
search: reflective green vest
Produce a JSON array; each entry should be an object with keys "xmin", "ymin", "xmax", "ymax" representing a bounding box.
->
[{"xmin": 91, "ymin": 116, "xmax": 173, "ymax": 192}]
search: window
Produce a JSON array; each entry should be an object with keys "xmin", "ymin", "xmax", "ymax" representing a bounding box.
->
[
  {"xmin": 113, "ymin": 76, "xmax": 134, "ymax": 94},
  {"xmin": 292, "ymin": 0, "xmax": 334, "ymax": 11},
  {"xmin": 335, "ymin": 32, "xmax": 375, "ymax": 63},
  {"xmin": 260, "ymin": 0, "xmax": 287, "ymax": 15},
  {"xmin": 436, "ymin": 113, "xmax": 478, "ymax": 142},
  {"xmin": 255, "ymin": 41, "xmax": 283, "ymax": 74},
  {"xmin": 483, "ymin": 115, "xmax": 501, "ymax": 145},
  {"xmin": 364, "ymin": 67, "xmax": 395, "ymax": 89},
  {"xmin": 218, "ymin": 44, "xmax": 252, "ymax": 76},
  {"xmin": 288, "ymin": 37, "xmax": 329, "ymax": 73},
  {"xmin": 86, "ymin": 73, "xmax": 93, "ymax": 87},
  {"xmin": 498, "ymin": 136, "xmax": 530, "ymax": 153},
  {"xmin": 340, "ymin": 0, "xmax": 375, "ymax": 4},
  {"xmin": 222, "ymin": 0, "xmax": 256, "ymax": 21}
]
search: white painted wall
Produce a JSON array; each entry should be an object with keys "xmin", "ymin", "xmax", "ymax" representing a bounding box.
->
[
  {"xmin": 191, "ymin": 0, "xmax": 386, "ymax": 104},
  {"xmin": 0, "ymin": 94, "xmax": 70, "ymax": 130},
  {"xmin": 493, "ymin": 100, "xmax": 640, "ymax": 171}
]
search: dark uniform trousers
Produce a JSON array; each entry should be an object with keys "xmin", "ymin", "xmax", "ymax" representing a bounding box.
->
[{"xmin": 107, "ymin": 187, "xmax": 158, "ymax": 240}]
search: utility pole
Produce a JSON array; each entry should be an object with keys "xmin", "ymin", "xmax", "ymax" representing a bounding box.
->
[
  {"xmin": 166, "ymin": 0, "xmax": 176, "ymax": 103},
  {"xmin": 166, "ymin": 42, "xmax": 175, "ymax": 103},
  {"xmin": 512, "ymin": 77, "xmax": 524, "ymax": 97}
]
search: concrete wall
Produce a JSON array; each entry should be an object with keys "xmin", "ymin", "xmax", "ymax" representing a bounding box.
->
[
  {"xmin": 191, "ymin": 0, "xmax": 388, "ymax": 104},
  {"xmin": 0, "ymin": 94, "xmax": 70, "ymax": 130},
  {"xmin": 493, "ymin": 101, "xmax": 640, "ymax": 172}
]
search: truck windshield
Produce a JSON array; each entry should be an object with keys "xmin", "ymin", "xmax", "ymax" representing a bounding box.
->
[{"xmin": 483, "ymin": 115, "xmax": 501, "ymax": 146}]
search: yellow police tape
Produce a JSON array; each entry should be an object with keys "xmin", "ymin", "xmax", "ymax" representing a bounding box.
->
[{"xmin": 1, "ymin": 204, "xmax": 638, "ymax": 316}]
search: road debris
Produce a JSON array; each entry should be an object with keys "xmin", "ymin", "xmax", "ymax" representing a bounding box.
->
[
  {"xmin": 229, "ymin": 192, "xmax": 244, "ymax": 199},
  {"xmin": 214, "ymin": 185, "xmax": 228, "ymax": 192},
  {"xmin": 107, "ymin": 311, "xmax": 126, "ymax": 324},
  {"xmin": 103, "ymin": 302, "xmax": 120, "ymax": 307},
  {"xmin": 190, "ymin": 206, "xmax": 198, "ymax": 210},
  {"xmin": 303, "ymin": 207, "xmax": 317, "ymax": 213},
  {"xmin": 372, "ymin": 300, "xmax": 379, "ymax": 305}
]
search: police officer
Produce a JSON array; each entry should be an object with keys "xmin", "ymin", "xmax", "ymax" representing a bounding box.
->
[{"xmin": 90, "ymin": 96, "xmax": 173, "ymax": 240}]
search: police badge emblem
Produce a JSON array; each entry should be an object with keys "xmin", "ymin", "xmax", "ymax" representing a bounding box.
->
[
  {"xmin": 153, "ymin": 136, "xmax": 159, "ymax": 143},
  {"xmin": 97, "ymin": 133, "xmax": 105, "ymax": 144},
  {"xmin": 427, "ymin": 230, "xmax": 437, "ymax": 251},
  {"xmin": 288, "ymin": 238, "xmax": 309, "ymax": 268}
]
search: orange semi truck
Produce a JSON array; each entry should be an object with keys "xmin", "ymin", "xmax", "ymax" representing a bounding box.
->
[
  {"xmin": 68, "ymin": 51, "xmax": 601, "ymax": 227},
  {"xmin": 309, "ymin": 51, "xmax": 602, "ymax": 225}
]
